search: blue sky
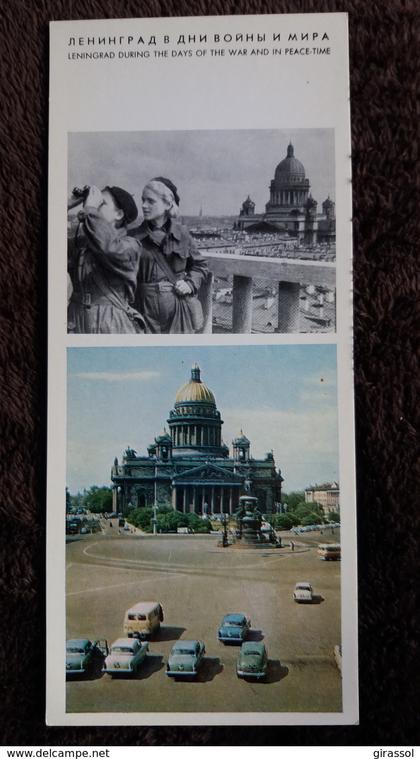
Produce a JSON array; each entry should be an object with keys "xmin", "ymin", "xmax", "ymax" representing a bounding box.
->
[
  {"xmin": 69, "ymin": 129, "xmax": 334, "ymax": 217},
  {"xmin": 67, "ymin": 345, "xmax": 338, "ymax": 494}
]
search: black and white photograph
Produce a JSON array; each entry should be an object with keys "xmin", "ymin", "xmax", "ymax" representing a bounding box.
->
[{"xmin": 67, "ymin": 129, "xmax": 336, "ymax": 335}]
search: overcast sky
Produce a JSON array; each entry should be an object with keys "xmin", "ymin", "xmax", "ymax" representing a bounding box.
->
[
  {"xmin": 67, "ymin": 345, "xmax": 338, "ymax": 495},
  {"xmin": 68, "ymin": 129, "xmax": 335, "ymax": 217}
]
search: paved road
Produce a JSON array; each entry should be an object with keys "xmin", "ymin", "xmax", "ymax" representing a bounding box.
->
[{"xmin": 66, "ymin": 531, "xmax": 341, "ymax": 714}]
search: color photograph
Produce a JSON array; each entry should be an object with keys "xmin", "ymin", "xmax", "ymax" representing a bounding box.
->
[{"xmin": 66, "ymin": 344, "xmax": 343, "ymax": 716}]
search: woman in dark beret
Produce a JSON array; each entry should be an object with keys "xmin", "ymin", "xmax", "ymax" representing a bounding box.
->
[
  {"xmin": 133, "ymin": 177, "xmax": 208, "ymax": 333},
  {"xmin": 67, "ymin": 184, "xmax": 144, "ymax": 334}
]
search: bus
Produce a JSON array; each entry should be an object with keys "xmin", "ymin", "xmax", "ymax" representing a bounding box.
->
[{"xmin": 318, "ymin": 543, "xmax": 341, "ymax": 561}]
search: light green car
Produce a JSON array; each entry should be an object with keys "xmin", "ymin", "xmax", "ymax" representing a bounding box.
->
[
  {"xmin": 66, "ymin": 638, "xmax": 108, "ymax": 677},
  {"xmin": 166, "ymin": 640, "xmax": 206, "ymax": 679}
]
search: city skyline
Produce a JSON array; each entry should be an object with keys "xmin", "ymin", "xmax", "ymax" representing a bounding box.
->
[
  {"xmin": 68, "ymin": 129, "xmax": 335, "ymax": 218},
  {"xmin": 67, "ymin": 345, "xmax": 338, "ymax": 495}
]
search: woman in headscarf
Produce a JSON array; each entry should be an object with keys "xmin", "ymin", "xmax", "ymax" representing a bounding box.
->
[{"xmin": 133, "ymin": 177, "xmax": 208, "ymax": 333}]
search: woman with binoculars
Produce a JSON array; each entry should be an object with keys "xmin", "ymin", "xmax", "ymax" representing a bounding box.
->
[{"xmin": 67, "ymin": 184, "xmax": 144, "ymax": 334}]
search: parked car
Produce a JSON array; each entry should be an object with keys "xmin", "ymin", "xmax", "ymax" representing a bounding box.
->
[
  {"xmin": 66, "ymin": 517, "xmax": 81, "ymax": 535},
  {"xmin": 293, "ymin": 581, "xmax": 314, "ymax": 603},
  {"xmin": 236, "ymin": 641, "xmax": 268, "ymax": 680},
  {"xmin": 103, "ymin": 637, "xmax": 149, "ymax": 676},
  {"xmin": 166, "ymin": 640, "xmax": 206, "ymax": 678},
  {"xmin": 217, "ymin": 613, "xmax": 250, "ymax": 644},
  {"xmin": 66, "ymin": 638, "xmax": 108, "ymax": 676}
]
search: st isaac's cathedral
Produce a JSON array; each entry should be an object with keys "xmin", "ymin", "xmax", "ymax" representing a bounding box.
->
[
  {"xmin": 111, "ymin": 364, "xmax": 283, "ymax": 516},
  {"xmin": 236, "ymin": 142, "xmax": 336, "ymax": 245}
]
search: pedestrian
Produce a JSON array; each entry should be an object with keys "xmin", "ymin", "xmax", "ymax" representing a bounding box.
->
[
  {"xmin": 68, "ymin": 185, "xmax": 144, "ymax": 333},
  {"xmin": 133, "ymin": 177, "xmax": 208, "ymax": 333},
  {"xmin": 290, "ymin": 540, "xmax": 295, "ymax": 551}
]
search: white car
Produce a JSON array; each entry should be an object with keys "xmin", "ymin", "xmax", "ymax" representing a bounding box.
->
[
  {"xmin": 103, "ymin": 637, "xmax": 149, "ymax": 676},
  {"xmin": 293, "ymin": 582, "xmax": 314, "ymax": 603}
]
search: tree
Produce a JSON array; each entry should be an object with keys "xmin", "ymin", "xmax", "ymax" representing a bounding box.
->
[
  {"xmin": 129, "ymin": 507, "xmax": 154, "ymax": 531},
  {"xmin": 83, "ymin": 486, "xmax": 113, "ymax": 514},
  {"xmin": 301, "ymin": 513, "xmax": 323, "ymax": 526},
  {"xmin": 292, "ymin": 500, "xmax": 324, "ymax": 523},
  {"xmin": 273, "ymin": 513, "xmax": 299, "ymax": 530},
  {"xmin": 282, "ymin": 491, "xmax": 305, "ymax": 512},
  {"xmin": 157, "ymin": 510, "xmax": 184, "ymax": 532},
  {"xmin": 328, "ymin": 511, "xmax": 340, "ymax": 523},
  {"xmin": 69, "ymin": 491, "xmax": 84, "ymax": 511},
  {"xmin": 186, "ymin": 513, "xmax": 211, "ymax": 533}
]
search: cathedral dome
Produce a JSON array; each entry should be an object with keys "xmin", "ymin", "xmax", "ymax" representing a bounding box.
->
[
  {"xmin": 155, "ymin": 429, "xmax": 172, "ymax": 444},
  {"xmin": 233, "ymin": 430, "xmax": 250, "ymax": 445},
  {"xmin": 175, "ymin": 364, "xmax": 216, "ymax": 405},
  {"xmin": 274, "ymin": 143, "xmax": 306, "ymax": 183}
]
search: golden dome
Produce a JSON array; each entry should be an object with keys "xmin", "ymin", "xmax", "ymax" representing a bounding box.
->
[{"xmin": 175, "ymin": 364, "xmax": 216, "ymax": 405}]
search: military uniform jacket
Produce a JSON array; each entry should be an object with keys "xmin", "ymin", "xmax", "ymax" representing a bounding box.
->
[
  {"xmin": 133, "ymin": 219, "xmax": 208, "ymax": 334},
  {"xmin": 68, "ymin": 207, "xmax": 142, "ymax": 334}
]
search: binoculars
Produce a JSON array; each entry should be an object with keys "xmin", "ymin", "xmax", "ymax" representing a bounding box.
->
[
  {"xmin": 72, "ymin": 185, "xmax": 90, "ymax": 200},
  {"xmin": 68, "ymin": 185, "xmax": 90, "ymax": 210}
]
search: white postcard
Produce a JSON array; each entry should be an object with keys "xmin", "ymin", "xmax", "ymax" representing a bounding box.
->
[{"xmin": 47, "ymin": 13, "xmax": 357, "ymax": 725}]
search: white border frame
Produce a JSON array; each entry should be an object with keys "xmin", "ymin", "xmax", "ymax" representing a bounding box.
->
[{"xmin": 47, "ymin": 12, "xmax": 357, "ymax": 725}]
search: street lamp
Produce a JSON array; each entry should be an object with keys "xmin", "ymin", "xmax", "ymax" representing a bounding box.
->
[
  {"xmin": 152, "ymin": 503, "xmax": 158, "ymax": 535},
  {"xmin": 152, "ymin": 464, "xmax": 159, "ymax": 535},
  {"xmin": 221, "ymin": 514, "xmax": 229, "ymax": 547}
]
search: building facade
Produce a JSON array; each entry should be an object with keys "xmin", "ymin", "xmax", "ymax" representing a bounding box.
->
[
  {"xmin": 305, "ymin": 481, "xmax": 340, "ymax": 514},
  {"xmin": 111, "ymin": 365, "xmax": 283, "ymax": 515},
  {"xmin": 236, "ymin": 142, "xmax": 335, "ymax": 244}
]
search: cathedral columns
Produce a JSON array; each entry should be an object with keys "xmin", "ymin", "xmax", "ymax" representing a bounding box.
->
[
  {"xmin": 229, "ymin": 488, "xmax": 233, "ymax": 514},
  {"xmin": 183, "ymin": 487, "xmax": 187, "ymax": 513},
  {"xmin": 171, "ymin": 487, "xmax": 177, "ymax": 510}
]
